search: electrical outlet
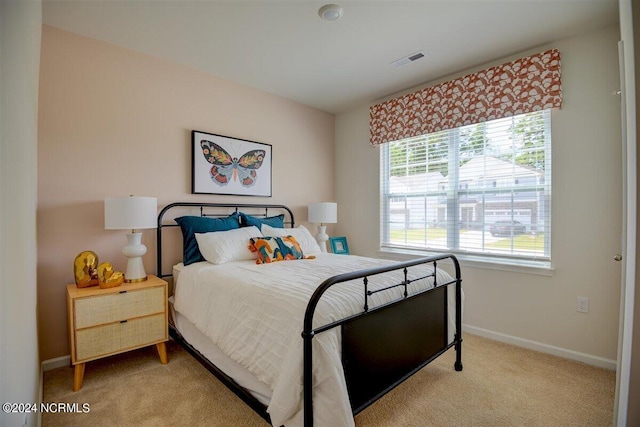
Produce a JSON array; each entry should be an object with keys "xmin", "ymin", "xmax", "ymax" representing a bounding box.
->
[{"xmin": 577, "ymin": 296, "xmax": 589, "ymax": 313}]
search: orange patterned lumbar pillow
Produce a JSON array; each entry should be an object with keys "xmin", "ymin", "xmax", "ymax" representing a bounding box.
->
[{"xmin": 248, "ymin": 236, "xmax": 315, "ymax": 264}]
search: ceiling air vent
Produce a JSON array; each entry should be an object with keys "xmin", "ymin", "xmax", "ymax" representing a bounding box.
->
[{"xmin": 391, "ymin": 51, "xmax": 426, "ymax": 68}]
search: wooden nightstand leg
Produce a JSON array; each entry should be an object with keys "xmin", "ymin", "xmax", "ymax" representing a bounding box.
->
[
  {"xmin": 72, "ymin": 363, "xmax": 85, "ymax": 391},
  {"xmin": 156, "ymin": 342, "xmax": 168, "ymax": 364}
]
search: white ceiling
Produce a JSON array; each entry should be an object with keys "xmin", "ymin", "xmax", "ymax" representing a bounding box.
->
[{"xmin": 43, "ymin": 0, "xmax": 619, "ymax": 114}]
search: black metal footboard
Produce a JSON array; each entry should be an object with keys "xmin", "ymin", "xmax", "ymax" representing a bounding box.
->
[{"xmin": 302, "ymin": 254, "xmax": 463, "ymax": 427}]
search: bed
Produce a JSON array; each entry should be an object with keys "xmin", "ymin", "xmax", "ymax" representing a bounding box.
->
[{"xmin": 157, "ymin": 202, "xmax": 463, "ymax": 427}]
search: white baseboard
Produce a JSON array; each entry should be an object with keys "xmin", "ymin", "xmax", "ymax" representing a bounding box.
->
[
  {"xmin": 41, "ymin": 355, "xmax": 70, "ymax": 372},
  {"xmin": 463, "ymin": 324, "xmax": 617, "ymax": 370}
]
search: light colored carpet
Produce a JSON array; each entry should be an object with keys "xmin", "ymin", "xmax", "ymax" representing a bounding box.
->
[{"xmin": 42, "ymin": 334, "xmax": 615, "ymax": 427}]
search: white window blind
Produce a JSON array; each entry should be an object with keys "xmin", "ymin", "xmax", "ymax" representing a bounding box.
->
[{"xmin": 380, "ymin": 110, "xmax": 551, "ymax": 263}]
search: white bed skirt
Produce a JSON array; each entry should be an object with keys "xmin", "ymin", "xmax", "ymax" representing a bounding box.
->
[{"xmin": 170, "ymin": 296, "xmax": 273, "ymax": 405}]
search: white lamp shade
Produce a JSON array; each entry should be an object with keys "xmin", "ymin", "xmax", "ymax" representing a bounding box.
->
[
  {"xmin": 104, "ymin": 196, "xmax": 158, "ymax": 230},
  {"xmin": 308, "ymin": 202, "xmax": 337, "ymax": 224}
]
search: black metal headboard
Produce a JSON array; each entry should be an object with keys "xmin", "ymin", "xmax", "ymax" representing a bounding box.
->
[{"xmin": 156, "ymin": 202, "xmax": 295, "ymax": 279}]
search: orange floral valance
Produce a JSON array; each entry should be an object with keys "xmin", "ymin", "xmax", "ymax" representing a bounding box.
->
[{"xmin": 370, "ymin": 49, "xmax": 562, "ymax": 145}]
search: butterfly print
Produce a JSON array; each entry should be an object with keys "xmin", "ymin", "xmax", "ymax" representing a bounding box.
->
[{"xmin": 200, "ymin": 140, "xmax": 265, "ymax": 187}]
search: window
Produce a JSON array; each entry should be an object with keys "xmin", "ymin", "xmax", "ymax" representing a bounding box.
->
[{"xmin": 380, "ymin": 110, "xmax": 551, "ymax": 264}]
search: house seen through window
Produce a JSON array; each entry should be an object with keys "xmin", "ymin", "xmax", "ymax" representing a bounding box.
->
[{"xmin": 380, "ymin": 110, "xmax": 551, "ymax": 264}]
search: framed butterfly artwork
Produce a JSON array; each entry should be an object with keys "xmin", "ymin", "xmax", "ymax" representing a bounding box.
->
[{"xmin": 192, "ymin": 130, "xmax": 272, "ymax": 197}]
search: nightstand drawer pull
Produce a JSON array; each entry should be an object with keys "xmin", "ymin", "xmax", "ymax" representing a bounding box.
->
[
  {"xmin": 119, "ymin": 290, "xmax": 127, "ymax": 294},
  {"xmin": 120, "ymin": 320, "xmax": 127, "ymax": 323},
  {"xmin": 75, "ymin": 286, "xmax": 164, "ymax": 329}
]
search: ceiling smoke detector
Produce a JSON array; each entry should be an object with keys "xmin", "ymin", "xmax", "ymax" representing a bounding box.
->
[{"xmin": 318, "ymin": 4, "xmax": 344, "ymax": 21}]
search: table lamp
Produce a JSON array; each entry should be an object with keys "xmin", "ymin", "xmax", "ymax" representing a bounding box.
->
[
  {"xmin": 104, "ymin": 196, "xmax": 157, "ymax": 282},
  {"xmin": 308, "ymin": 202, "xmax": 337, "ymax": 252}
]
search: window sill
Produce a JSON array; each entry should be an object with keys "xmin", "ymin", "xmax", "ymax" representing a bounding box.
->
[{"xmin": 377, "ymin": 248, "xmax": 554, "ymax": 277}]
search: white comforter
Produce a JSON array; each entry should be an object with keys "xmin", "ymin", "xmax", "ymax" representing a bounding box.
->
[{"xmin": 173, "ymin": 253, "xmax": 457, "ymax": 427}]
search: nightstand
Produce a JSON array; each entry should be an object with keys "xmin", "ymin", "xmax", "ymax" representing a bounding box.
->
[{"xmin": 66, "ymin": 275, "xmax": 168, "ymax": 391}]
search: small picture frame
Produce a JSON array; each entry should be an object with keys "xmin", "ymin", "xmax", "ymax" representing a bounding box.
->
[{"xmin": 329, "ymin": 236, "xmax": 349, "ymax": 255}]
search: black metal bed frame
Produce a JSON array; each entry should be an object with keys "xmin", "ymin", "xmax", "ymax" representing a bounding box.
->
[{"xmin": 157, "ymin": 202, "xmax": 463, "ymax": 427}]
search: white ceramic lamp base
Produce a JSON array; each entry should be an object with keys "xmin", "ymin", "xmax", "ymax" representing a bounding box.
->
[
  {"xmin": 122, "ymin": 232, "xmax": 148, "ymax": 283},
  {"xmin": 315, "ymin": 225, "xmax": 329, "ymax": 253}
]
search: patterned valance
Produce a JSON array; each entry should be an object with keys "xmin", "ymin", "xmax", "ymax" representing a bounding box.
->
[{"xmin": 370, "ymin": 49, "xmax": 562, "ymax": 145}]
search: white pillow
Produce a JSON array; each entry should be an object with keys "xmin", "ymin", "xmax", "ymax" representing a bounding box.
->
[
  {"xmin": 261, "ymin": 224, "xmax": 322, "ymax": 255},
  {"xmin": 195, "ymin": 226, "xmax": 262, "ymax": 265}
]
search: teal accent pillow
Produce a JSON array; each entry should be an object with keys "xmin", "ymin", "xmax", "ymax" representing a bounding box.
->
[
  {"xmin": 239, "ymin": 212, "xmax": 285, "ymax": 229},
  {"xmin": 175, "ymin": 213, "xmax": 240, "ymax": 265}
]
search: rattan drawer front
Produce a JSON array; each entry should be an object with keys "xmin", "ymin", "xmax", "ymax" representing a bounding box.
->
[
  {"xmin": 75, "ymin": 286, "xmax": 164, "ymax": 329},
  {"xmin": 75, "ymin": 313, "xmax": 166, "ymax": 362}
]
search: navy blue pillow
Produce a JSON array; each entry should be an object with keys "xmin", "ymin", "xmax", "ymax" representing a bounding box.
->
[
  {"xmin": 239, "ymin": 212, "xmax": 285, "ymax": 229},
  {"xmin": 175, "ymin": 213, "xmax": 240, "ymax": 265}
]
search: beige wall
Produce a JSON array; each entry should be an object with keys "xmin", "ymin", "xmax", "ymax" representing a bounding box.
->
[
  {"xmin": 37, "ymin": 26, "xmax": 335, "ymax": 361},
  {"xmin": 335, "ymin": 25, "xmax": 623, "ymax": 362},
  {"xmin": 1, "ymin": 1, "xmax": 42, "ymax": 426}
]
